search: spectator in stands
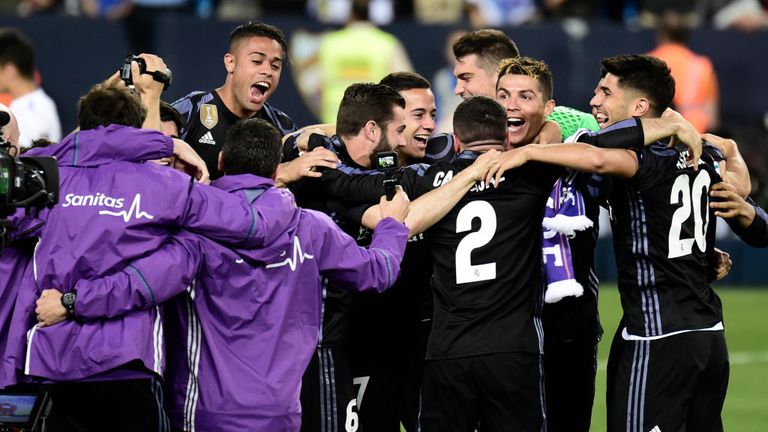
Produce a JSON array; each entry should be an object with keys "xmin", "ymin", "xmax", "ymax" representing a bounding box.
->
[
  {"xmin": 649, "ymin": 11, "xmax": 720, "ymax": 133},
  {"xmin": 317, "ymin": 0, "xmax": 412, "ymax": 123},
  {"xmin": 0, "ymin": 29, "xmax": 61, "ymax": 149},
  {"xmin": 466, "ymin": 0, "xmax": 539, "ymax": 27}
]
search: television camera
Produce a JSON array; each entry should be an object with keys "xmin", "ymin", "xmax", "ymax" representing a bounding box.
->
[{"xmin": 0, "ymin": 111, "xmax": 59, "ymax": 250}]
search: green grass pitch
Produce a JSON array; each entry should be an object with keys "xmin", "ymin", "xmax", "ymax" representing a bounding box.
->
[{"xmin": 398, "ymin": 285, "xmax": 768, "ymax": 431}]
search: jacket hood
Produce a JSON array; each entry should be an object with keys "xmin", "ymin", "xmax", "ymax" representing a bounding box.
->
[{"xmin": 212, "ymin": 174, "xmax": 301, "ymax": 264}]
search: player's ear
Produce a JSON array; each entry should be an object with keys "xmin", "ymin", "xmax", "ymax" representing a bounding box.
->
[
  {"xmin": 364, "ymin": 120, "xmax": 378, "ymax": 142},
  {"xmin": 544, "ymin": 99, "xmax": 555, "ymax": 118},
  {"xmin": 224, "ymin": 53, "xmax": 235, "ymax": 74},
  {"xmin": 632, "ymin": 97, "xmax": 651, "ymax": 117},
  {"xmin": 454, "ymin": 134, "xmax": 465, "ymax": 152},
  {"xmin": 217, "ymin": 151, "xmax": 224, "ymax": 173}
]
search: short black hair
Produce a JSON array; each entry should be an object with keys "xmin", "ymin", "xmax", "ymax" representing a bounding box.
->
[
  {"xmin": 453, "ymin": 96, "xmax": 507, "ymax": 145},
  {"xmin": 497, "ymin": 56, "xmax": 554, "ymax": 101},
  {"xmin": 229, "ymin": 22, "xmax": 289, "ymax": 62},
  {"xmin": 222, "ymin": 118, "xmax": 282, "ymax": 177},
  {"xmin": 78, "ymin": 84, "xmax": 146, "ymax": 131},
  {"xmin": 0, "ymin": 28, "xmax": 35, "ymax": 80},
  {"xmin": 600, "ymin": 54, "xmax": 675, "ymax": 116},
  {"xmin": 379, "ymin": 72, "xmax": 431, "ymax": 92},
  {"xmin": 452, "ymin": 29, "xmax": 520, "ymax": 75},
  {"xmin": 336, "ymin": 83, "xmax": 406, "ymax": 138},
  {"xmin": 160, "ymin": 101, "xmax": 183, "ymax": 135}
]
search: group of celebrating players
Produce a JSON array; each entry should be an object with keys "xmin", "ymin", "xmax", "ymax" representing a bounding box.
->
[{"xmin": 2, "ymin": 18, "xmax": 768, "ymax": 432}]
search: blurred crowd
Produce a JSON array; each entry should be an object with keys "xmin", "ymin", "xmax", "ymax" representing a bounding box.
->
[{"xmin": 3, "ymin": 0, "xmax": 767, "ymax": 32}]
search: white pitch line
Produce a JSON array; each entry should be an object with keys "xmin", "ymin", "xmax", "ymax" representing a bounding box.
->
[{"xmin": 595, "ymin": 351, "xmax": 768, "ymax": 371}]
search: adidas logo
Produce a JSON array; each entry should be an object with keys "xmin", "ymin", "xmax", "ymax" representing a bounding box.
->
[
  {"xmin": 198, "ymin": 131, "xmax": 216, "ymax": 145},
  {"xmin": 649, "ymin": 427, "xmax": 662, "ymax": 432}
]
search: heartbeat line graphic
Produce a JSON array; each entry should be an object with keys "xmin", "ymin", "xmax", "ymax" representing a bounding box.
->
[
  {"xmin": 266, "ymin": 236, "xmax": 314, "ymax": 271},
  {"xmin": 99, "ymin": 194, "xmax": 155, "ymax": 222}
]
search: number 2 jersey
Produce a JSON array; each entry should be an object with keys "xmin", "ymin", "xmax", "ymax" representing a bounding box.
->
[
  {"xmin": 402, "ymin": 152, "xmax": 563, "ymax": 359},
  {"xmin": 608, "ymin": 143, "xmax": 725, "ymax": 338}
]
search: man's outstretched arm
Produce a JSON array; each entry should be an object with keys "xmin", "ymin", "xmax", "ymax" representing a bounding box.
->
[
  {"xmin": 35, "ymin": 232, "xmax": 203, "ymax": 326},
  {"xmin": 487, "ymin": 143, "xmax": 639, "ymax": 186}
]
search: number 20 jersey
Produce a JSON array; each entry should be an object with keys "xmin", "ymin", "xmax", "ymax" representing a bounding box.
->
[
  {"xmin": 403, "ymin": 152, "xmax": 562, "ymax": 360},
  {"xmin": 608, "ymin": 144, "xmax": 725, "ymax": 338}
]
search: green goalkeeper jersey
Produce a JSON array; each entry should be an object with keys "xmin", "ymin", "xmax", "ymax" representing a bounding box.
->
[{"xmin": 547, "ymin": 105, "xmax": 599, "ymax": 139}]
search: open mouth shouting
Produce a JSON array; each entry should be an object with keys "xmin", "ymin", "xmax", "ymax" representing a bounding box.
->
[
  {"xmin": 507, "ymin": 117, "xmax": 525, "ymax": 132},
  {"xmin": 250, "ymin": 81, "xmax": 272, "ymax": 105}
]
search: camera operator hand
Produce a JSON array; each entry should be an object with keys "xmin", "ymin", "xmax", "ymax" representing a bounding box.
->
[
  {"xmin": 378, "ymin": 185, "xmax": 409, "ymax": 224},
  {"xmin": 173, "ymin": 138, "xmax": 210, "ymax": 184},
  {"xmin": 35, "ymin": 289, "xmax": 68, "ymax": 327},
  {"xmin": 132, "ymin": 54, "xmax": 168, "ymax": 131}
]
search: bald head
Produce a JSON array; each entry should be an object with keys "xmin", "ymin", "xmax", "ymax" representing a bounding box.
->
[{"xmin": 0, "ymin": 103, "xmax": 20, "ymax": 154}]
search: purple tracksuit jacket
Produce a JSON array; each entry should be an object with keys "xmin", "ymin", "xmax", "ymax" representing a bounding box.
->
[
  {"xmin": 6, "ymin": 124, "xmax": 290, "ymax": 383},
  {"xmin": 73, "ymin": 174, "xmax": 408, "ymax": 432}
]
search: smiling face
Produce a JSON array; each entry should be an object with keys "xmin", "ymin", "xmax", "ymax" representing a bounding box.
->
[
  {"xmin": 589, "ymin": 73, "xmax": 640, "ymax": 129},
  {"xmin": 453, "ymin": 54, "xmax": 497, "ymax": 99},
  {"xmin": 496, "ymin": 73, "xmax": 554, "ymax": 147},
  {"xmin": 375, "ymin": 105, "xmax": 407, "ymax": 154},
  {"xmin": 222, "ymin": 36, "xmax": 283, "ymax": 118},
  {"xmin": 398, "ymin": 88, "xmax": 436, "ymax": 162}
]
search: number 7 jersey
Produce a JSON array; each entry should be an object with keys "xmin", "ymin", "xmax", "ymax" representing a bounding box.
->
[{"xmin": 607, "ymin": 143, "xmax": 725, "ymax": 338}]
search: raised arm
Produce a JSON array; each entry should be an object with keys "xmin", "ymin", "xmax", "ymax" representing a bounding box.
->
[
  {"xmin": 359, "ymin": 151, "xmax": 502, "ymax": 235},
  {"xmin": 315, "ymin": 193, "xmax": 410, "ymax": 293},
  {"xmin": 488, "ymin": 143, "xmax": 638, "ymax": 186},
  {"xmin": 702, "ymin": 133, "xmax": 751, "ymax": 198},
  {"xmin": 405, "ymin": 150, "xmax": 501, "ymax": 236}
]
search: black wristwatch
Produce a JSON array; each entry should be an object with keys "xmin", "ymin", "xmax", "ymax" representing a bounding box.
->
[{"xmin": 61, "ymin": 292, "xmax": 77, "ymax": 317}]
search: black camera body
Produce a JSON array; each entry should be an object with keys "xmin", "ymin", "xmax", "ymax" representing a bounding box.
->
[
  {"xmin": 0, "ymin": 154, "xmax": 59, "ymax": 218},
  {"xmin": 0, "ymin": 112, "xmax": 59, "ymax": 249},
  {"xmin": 120, "ymin": 55, "xmax": 172, "ymax": 91},
  {"xmin": 373, "ymin": 151, "xmax": 400, "ymax": 200}
]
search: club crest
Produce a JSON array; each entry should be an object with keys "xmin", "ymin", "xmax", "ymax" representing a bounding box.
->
[{"xmin": 200, "ymin": 104, "xmax": 219, "ymax": 129}]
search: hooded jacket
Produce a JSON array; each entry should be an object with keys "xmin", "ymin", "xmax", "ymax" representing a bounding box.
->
[
  {"xmin": 72, "ymin": 173, "xmax": 408, "ymax": 432},
  {"xmin": 7, "ymin": 124, "xmax": 290, "ymax": 382}
]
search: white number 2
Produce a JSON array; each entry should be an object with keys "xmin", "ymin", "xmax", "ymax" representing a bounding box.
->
[
  {"xmin": 668, "ymin": 171, "xmax": 711, "ymax": 258},
  {"xmin": 455, "ymin": 201, "xmax": 497, "ymax": 284}
]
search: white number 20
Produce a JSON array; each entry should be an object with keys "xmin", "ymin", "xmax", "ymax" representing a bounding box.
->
[
  {"xmin": 455, "ymin": 201, "xmax": 497, "ymax": 284},
  {"xmin": 668, "ymin": 170, "xmax": 711, "ymax": 258}
]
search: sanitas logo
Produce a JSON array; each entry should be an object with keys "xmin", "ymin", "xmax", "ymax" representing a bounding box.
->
[
  {"xmin": 62, "ymin": 192, "xmax": 125, "ymax": 208},
  {"xmin": 62, "ymin": 193, "xmax": 154, "ymax": 222}
]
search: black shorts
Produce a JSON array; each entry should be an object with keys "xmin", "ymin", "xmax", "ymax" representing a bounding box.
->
[
  {"xmin": 419, "ymin": 352, "xmax": 544, "ymax": 432},
  {"xmin": 349, "ymin": 317, "xmax": 430, "ymax": 432},
  {"xmin": 544, "ymin": 337, "xmax": 598, "ymax": 432},
  {"xmin": 606, "ymin": 330, "xmax": 729, "ymax": 432},
  {"xmin": 45, "ymin": 377, "xmax": 170, "ymax": 432},
  {"xmin": 301, "ymin": 346, "xmax": 357, "ymax": 432}
]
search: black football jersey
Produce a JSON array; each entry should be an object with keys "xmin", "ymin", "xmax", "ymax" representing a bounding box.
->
[
  {"xmin": 173, "ymin": 90, "xmax": 295, "ymax": 180},
  {"xmin": 608, "ymin": 144, "xmax": 725, "ymax": 337},
  {"xmin": 287, "ymin": 135, "xmax": 370, "ymax": 348},
  {"xmin": 397, "ymin": 152, "xmax": 563, "ymax": 359}
]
